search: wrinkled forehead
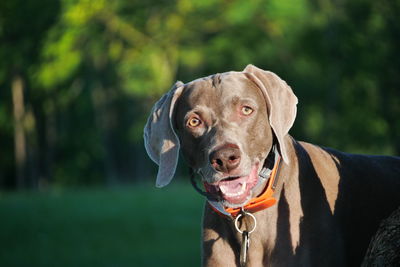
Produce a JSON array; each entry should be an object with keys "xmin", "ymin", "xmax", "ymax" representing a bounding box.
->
[{"xmin": 180, "ymin": 71, "xmax": 262, "ymax": 108}]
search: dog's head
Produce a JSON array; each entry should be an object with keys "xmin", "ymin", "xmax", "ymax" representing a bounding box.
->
[{"xmin": 144, "ymin": 65, "xmax": 297, "ymax": 208}]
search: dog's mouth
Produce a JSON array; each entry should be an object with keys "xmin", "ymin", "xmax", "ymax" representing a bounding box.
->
[{"xmin": 204, "ymin": 164, "xmax": 259, "ymax": 206}]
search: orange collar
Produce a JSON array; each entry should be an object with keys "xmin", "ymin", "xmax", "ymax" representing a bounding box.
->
[{"xmin": 209, "ymin": 155, "xmax": 282, "ymax": 218}]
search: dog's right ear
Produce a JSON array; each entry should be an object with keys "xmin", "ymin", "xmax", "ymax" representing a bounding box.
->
[
  {"xmin": 143, "ymin": 81, "xmax": 185, "ymax": 188},
  {"xmin": 243, "ymin": 65, "xmax": 298, "ymax": 165}
]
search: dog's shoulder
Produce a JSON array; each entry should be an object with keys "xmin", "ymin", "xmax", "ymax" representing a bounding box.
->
[
  {"xmin": 295, "ymin": 140, "xmax": 400, "ymax": 173},
  {"xmin": 292, "ymin": 139, "xmax": 400, "ymax": 188}
]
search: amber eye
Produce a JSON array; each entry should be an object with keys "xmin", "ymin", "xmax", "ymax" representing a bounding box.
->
[
  {"xmin": 187, "ymin": 117, "xmax": 202, "ymax": 128},
  {"xmin": 241, "ymin": 106, "xmax": 253, "ymax": 116}
]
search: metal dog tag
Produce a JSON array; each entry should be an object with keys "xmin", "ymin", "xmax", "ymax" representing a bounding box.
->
[
  {"xmin": 235, "ymin": 210, "xmax": 257, "ymax": 267},
  {"xmin": 240, "ymin": 230, "xmax": 250, "ymax": 267}
]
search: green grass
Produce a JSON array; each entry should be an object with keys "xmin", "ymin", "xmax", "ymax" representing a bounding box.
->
[{"xmin": 0, "ymin": 183, "xmax": 204, "ymax": 267}]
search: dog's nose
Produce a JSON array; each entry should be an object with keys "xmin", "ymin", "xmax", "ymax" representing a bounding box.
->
[{"xmin": 209, "ymin": 144, "xmax": 241, "ymax": 173}]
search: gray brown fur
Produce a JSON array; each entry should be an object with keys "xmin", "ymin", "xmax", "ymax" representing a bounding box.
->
[{"xmin": 144, "ymin": 65, "xmax": 400, "ymax": 266}]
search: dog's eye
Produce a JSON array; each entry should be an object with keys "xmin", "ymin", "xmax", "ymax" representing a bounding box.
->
[
  {"xmin": 241, "ymin": 106, "xmax": 253, "ymax": 116},
  {"xmin": 187, "ymin": 117, "xmax": 202, "ymax": 128}
]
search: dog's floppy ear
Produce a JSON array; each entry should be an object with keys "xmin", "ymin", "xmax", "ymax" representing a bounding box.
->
[
  {"xmin": 243, "ymin": 64, "xmax": 298, "ymax": 164},
  {"xmin": 143, "ymin": 81, "xmax": 185, "ymax": 187}
]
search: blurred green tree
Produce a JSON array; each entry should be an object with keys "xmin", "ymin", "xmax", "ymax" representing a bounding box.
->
[
  {"xmin": 0, "ymin": 0, "xmax": 61, "ymax": 188},
  {"xmin": 294, "ymin": 0, "xmax": 400, "ymax": 154},
  {"xmin": 0, "ymin": 0, "xmax": 398, "ymax": 189}
]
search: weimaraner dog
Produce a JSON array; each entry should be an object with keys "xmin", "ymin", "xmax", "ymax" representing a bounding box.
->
[{"xmin": 144, "ymin": 65, "xmax": 400, "ymax": 266}]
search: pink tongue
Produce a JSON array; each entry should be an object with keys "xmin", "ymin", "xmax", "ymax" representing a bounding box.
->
[
  {"xmin": 219, "ymin": 177, "xmax": 247, "ymax": 193},
  {"xmin": 215, "ymin": 165, "xmax": 259, "ymax": 204}
]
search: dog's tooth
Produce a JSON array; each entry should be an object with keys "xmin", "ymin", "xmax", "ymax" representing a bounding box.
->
[
  {"xmin": 220, "ymin": 186, "xmax": 228, "ymax": 195},
  {"xmin": 241, "ymin": 182, "xmax": 246, "ymax": 192},
  {"xmin": 221, "ymin": 187, "xmax": 234, "ymax": 197}
]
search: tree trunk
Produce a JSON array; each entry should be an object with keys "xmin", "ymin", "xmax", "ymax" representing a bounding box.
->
[
  {"xmin": 91, "ymin": 85, "xmax": 118, "ymax": 186},
  {"xmin": 11, "ymin": 74, "xmax": 27, "ymax": 189}
]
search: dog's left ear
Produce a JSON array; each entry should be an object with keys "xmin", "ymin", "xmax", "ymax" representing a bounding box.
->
[
  {"xmin": 243, "ymin": 64, "xmax": 298, "ymax": 164},
  {"xmin": 143, "ymin": 81, "xmax": 185, "ymax": 188}
]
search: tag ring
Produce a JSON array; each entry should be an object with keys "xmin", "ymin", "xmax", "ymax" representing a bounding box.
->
[{"xmin": 234, "ymin": 211, "xmax": 257, "ymax": 234}]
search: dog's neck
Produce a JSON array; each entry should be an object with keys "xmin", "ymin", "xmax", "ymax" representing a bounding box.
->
[{"xmin": 253, "ymin": 144, "xmax": 280, "ymax": 197}]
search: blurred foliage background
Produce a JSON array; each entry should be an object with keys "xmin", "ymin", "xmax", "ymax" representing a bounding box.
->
[
  {"xmin": 1, "ymin": 0, "xmax": 399, "ymax": 190},
  {"xmin": 0, "ymin": 0, "xmax": 399, "ymax": 265}
]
